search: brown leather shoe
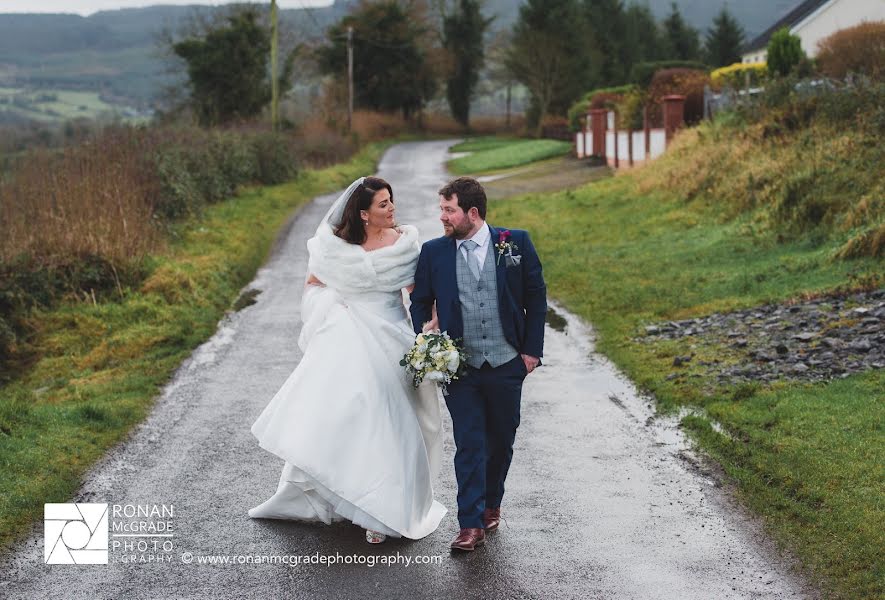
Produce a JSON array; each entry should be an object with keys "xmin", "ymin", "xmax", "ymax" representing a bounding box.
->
[
  {"xmin": 483, "ymin": 507, "xmax": 501, "ymax": 531},
  {"xmin": 450, "ymin": 528, "xmax": 486, "ymax": 551}
]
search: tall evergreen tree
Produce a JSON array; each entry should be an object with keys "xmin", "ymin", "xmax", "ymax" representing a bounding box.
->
[
  {"xmin": 583, "ymin": 0, "xmax": 627, "ymax": 86},
  {"xmin": 316, "ymin": 1, "xmax": 438, "ymax": 119},
  {"xmin": 704, "ymin": 6, "xmax": 745, "ymax": 67},
  {"xmin": 442, "ymin": 0, "xmax": 491, "ymax": 127},
  {"xmin": 662, "ymin": 2, "xmax": 700, "ymax": 61},
  {"xmin": 624, "ymin": 3, "xmax": 663, "ymax": 65},
  {"xmin": 506, "ymin": 0, "xmax": 590, "ymax": 136}
]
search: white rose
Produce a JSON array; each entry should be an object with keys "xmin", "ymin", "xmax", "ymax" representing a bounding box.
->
[{"xmin": 446, "ymin": 350, "xmax": 460, "ymax": 372}]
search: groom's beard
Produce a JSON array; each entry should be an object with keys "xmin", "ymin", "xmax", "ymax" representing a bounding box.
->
[{"xmin": 444, "ymin": 221, "xmax": 473, "ymax": 239}]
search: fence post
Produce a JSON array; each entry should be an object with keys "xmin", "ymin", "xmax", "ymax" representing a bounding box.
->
[
  {"xmin": 589, "ymin": 108, "xmax": 607, "ymax": 161},
  {"xmin": 612, "ymin": 111, "xmax": 619, "ymax": 169},
  {"xmin": 627, "ymin": 125, "xmax": 633, "ymax": 167},
  {"xmin": 704, "ymin": 84, "xmax": 711, "ymax": 120},
  {"xmin": 643, "ymin": 105, "xmax": 650, "ymax": 160},
  {"xmin": 663, "ymin": 94, "xmax": 686, "ymax": 146}
]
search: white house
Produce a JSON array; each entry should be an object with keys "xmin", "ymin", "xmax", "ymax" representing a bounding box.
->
[{"xmin": 741, "ymin": 0, "xmax": 885, "ymax": 64}]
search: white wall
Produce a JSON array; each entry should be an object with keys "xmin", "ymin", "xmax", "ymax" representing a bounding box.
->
[
  {"xmin": 575, "ymin": 129, "xmax": 666, "ymax": 163},
  {"xmin": 741, "ymin": 0, "xmax": 885, "ymax": 63},
  {"xmin": 794, "ymin": 0, "xmax": 885, "ymax": 56}
]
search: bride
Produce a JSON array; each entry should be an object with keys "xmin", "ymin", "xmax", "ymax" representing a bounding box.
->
[{"xmin": 249, "ymin": 176, "xmax": 446, "ymax": 544}]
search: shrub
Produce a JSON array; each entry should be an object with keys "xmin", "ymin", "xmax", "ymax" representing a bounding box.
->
[
  {"xmin": 566, "ymin": 97, "xmax": 591, "ymax": 132},
  {"xmin": 751, "ymin": 76, "xmax": 885, "ymax": 133},
  {"xmin": 647, "ymin": 68, "xmax": 711, "ymax": 125},
  {"xmin": 152, "ymin": 127, "xmax": 299, "ymax": 218},
  {"xmin": 767, "ymin": 28, "xmax": 806, "ymax": 77},
  {"xmin": 618, "ymin": 87, "xmax": 646, "ymax": 130},
  {"xmin": 629, "ymin": 60, "xmax": 709, "ymax": 88},
  {"xmin": 567, "ymin": 85, "xmax": 637, "ymax": 131},
  {"xmin": 214, "ymin": 131, "xmax": 260, "ymax": 189},
  {"xmin": 153, "ymin": 144, "xmax": 205, "ymax": 219},
  {"xmin": 710, "ymin": 62, "xmax": 768, "ymax": 90},
  {"xmin": 816, "ymin": 21, "xmax": 885, "ymax": 81},
  {"xmin": 0, "ymin": 122, "xmax": 305, "ymax": 370},
  {"xmin": 252, "ymin": 132, "xmax": 298, "ymax": 184}
]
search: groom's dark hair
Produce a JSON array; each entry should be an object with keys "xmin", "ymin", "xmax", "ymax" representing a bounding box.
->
[{"xmin": 439, "ymin": 177, "xmax": 487, "ymax": 220}]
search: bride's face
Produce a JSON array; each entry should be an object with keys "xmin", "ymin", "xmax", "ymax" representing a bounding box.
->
[{"xmin": 361, "ymin": 188, "xmax": 396, "ymax": 229}]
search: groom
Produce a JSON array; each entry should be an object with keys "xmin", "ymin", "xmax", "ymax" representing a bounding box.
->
[{"xmin": 410, "ymin": 176, "xmax": 546, "ymax": 551}]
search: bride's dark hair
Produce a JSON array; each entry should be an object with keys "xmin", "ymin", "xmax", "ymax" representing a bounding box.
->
[{"xmin": 335, "ymin": 176, "xmax": 394, "ymax": 244}]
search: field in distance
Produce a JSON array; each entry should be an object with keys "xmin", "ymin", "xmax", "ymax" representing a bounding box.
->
[{"xmin": 0, "ymin": 86, "xmax": 150, "ymax": 124}]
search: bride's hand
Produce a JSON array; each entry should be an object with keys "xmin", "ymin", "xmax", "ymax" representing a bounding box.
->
[
  {"xmin": 306, "ymin": 273, "xmax": 325, "ymax": 287},
  {"xmin": 422, "ymin": 318, "xmax": 440, "ymax": 333}
]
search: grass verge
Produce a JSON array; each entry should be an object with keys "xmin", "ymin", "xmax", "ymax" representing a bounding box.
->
[
  {"xmin": 488, "ymin": 173, "xmax": 884, "ymax": 599},
  {"xmin": 0, "ymin": 140, "xmax": 390, "ymax": 552},
  {"xmin": 448, "ymin": 137, "xmax": 572, "ymax": 174}
]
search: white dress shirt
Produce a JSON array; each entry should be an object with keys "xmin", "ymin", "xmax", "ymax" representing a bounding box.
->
[{"xmin": 456, "ymin": 222, "xmax": 491, "ymax": 273}]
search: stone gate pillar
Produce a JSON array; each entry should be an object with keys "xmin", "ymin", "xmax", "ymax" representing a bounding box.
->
[
  {"xmin": 589, "ymin": 108, "xmax": 607, "ymax": 159},
  {"xmin": 662, "ymin": 95, "xmax": 686, "ymax": 145}
]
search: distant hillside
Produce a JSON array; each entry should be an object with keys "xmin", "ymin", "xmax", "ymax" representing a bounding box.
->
[
  {"xmin": 0, "ymin": 2, "xmax": 355, "ymax": 111},
  {"xmin": 0, "ymin": 0, "xmax": 798, "ymax": 115}
]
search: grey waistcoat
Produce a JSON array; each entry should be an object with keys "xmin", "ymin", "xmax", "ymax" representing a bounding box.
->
[{"xmin": 456, "ymin": 241, "xmax": 518, "ymax": 368}]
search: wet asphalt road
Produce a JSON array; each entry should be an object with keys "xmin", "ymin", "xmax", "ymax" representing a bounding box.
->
[{"xmin": 0, "ymin": 141, "xmax": 816, "ymax": 599}]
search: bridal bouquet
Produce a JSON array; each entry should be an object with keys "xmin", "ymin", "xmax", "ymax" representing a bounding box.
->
[{"xmin": 401, "ymin": 332, "xmax": 467, "ymax": 394}]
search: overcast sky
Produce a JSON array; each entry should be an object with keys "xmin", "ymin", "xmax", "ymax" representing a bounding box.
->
[{"xmin": 0, "ymin": 1, "xmax": 334, "ymax": 17}]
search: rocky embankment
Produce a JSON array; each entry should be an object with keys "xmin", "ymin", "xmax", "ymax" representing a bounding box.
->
[{"xmin": 639, "ymin": 288, "xmax": 885, "ymax": 385}]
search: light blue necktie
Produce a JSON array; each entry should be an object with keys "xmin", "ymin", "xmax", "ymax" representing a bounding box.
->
[{"xmin": 461, "ymin": 239, "xmax": 480, "ymax": 280}]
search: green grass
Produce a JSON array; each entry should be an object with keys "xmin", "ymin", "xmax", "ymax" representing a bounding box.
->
[
  {"xmin": 448, "ymin": 138, "xmax": 572, "ymax": 174},
  {"xmin": 0, "ymin": 141, "xmax": 390, "ymax": 553},
  {"xmin": 489, "ymin": 175, "xmax": 884, "ymax": 599},
  {"xmin": 449, "ymin": 136, "xmax": 523, "ymax": 153},
  {"xmin": 42, "ymin": 90, "xmax": 117, "ymax": 118},
  {"xmin": 0, "ymin": 86, "xmax": 131, "ymax": 122}
]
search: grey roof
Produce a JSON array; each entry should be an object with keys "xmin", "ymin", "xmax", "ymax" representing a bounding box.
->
[{"xmin": 743, "ymin": 0, "xmax": 831, "ymax": 53}]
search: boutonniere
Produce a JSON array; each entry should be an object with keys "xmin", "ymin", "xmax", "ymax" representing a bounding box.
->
[{"xmin": 494, "ymin": 230, "xmax": 519, "ymax": 265}]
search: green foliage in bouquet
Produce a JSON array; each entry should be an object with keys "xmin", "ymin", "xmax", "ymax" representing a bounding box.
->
[{"xmin": 400, "ymin": 332, "xmax": 468, "ymax": 392}]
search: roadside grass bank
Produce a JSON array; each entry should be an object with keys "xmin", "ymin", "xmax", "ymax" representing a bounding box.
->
[
  {"xmin": 0, "ymin": 141, "xmax": 389, "ymax": 552},
  {"xmin": 487, "ymin": 108, "xmax": 884, "ymax": 597},
  {"xmin": 448, "ymin": 137, "xmax": 572, "ymax": 175}
]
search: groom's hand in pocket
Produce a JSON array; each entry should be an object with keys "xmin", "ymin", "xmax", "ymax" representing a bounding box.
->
[{"xmin": 521, "ymin": 354, "xmax": 540, "ymax": 374}]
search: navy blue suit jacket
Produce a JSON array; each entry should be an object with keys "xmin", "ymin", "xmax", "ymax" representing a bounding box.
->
[{"xmin": 410, "ymin": 225, "xmax": 547, "ymax": 360}]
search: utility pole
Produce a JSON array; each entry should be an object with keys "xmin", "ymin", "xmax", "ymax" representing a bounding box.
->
[
  {"xmin": 270, "ymin": 0, "xmax": 279, "ymax": 130},
  {"xmin": 347, "ymin": 25, "xmax": 354, "ymax": 133}
]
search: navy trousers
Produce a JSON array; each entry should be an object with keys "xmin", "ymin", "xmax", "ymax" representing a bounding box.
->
[{"xmin": 444, "ymin": 355, "xmax": 527, "ymax": 529}]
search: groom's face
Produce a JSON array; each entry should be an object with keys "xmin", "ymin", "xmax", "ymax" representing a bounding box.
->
[{"xmin": 439, "ymin": 194, "xmax": 476, "ymax": 239}]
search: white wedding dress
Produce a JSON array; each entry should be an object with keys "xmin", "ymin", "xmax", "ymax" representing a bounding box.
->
[{"xmin": 249, "ymin": 180, "xmax": 446, "ymax": 539}]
